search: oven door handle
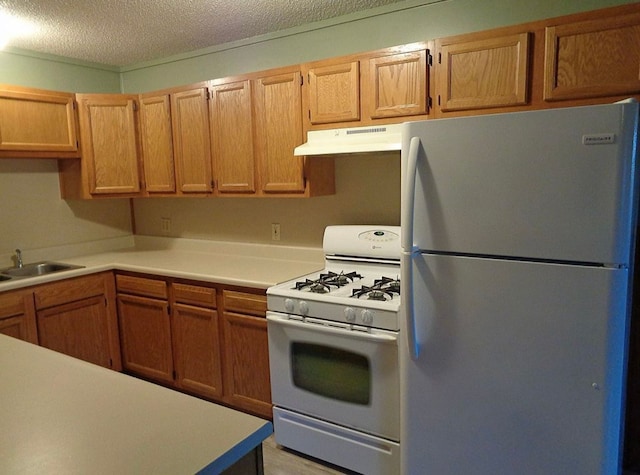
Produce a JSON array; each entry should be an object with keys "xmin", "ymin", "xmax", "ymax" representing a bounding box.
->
[{"xmin": 267, "ymin": 313, "xmax": 397, "ymax": 344}]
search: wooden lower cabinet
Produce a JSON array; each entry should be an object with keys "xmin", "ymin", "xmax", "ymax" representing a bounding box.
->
[
  {"xmin": 222, "ymin": 311, "xmax": 272, "ymax": 418},
  {"xmin": 172, "ymin": 281, "xmax": 223, "ymax": 399},
  {"xmin": 115, "ymin": 273, "xmax": 271, "ymax": 418},
  {"xmin": 221, "ymin": 289, "xmax": 271, "ymax": 418},
  {"xmin": 0, "ymin": 288, "xmax": 37, "ymax": 343},
  {"xmin": 117, "ymin": 292, "xmax": 174, "ymax": 383},
  {"xmin": 33, "ymin": 272, "xmax": 121, "ymax": 370}
]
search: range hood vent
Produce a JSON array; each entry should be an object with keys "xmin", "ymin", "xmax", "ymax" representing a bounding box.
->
[{"xmin": 294, "ymin": 124, "xmax": 402, "ymax": 156}]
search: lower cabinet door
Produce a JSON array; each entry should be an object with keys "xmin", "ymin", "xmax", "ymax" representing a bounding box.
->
[
  {"xmin": 0, "ymin": 315, "xmax": 31, "ymax": 341},
  {"xmin": 222, "ymin": 312, "xmax": 272, "ymax": 418},
  {"xmin": 172, "ymin": 303, "xmax": 223, "ymax": 399},
  {"xmin": 37, "ymin": 295, "xmax": 112, "ymax": 368},
  {"xmin": 117, "ymin": 293, "xmax": 174, "ymax": 383}
]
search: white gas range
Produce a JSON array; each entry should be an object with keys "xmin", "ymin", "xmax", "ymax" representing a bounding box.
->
[
  {"xmin": 266, "ymin": 225, "xmax": 401, "ymax": 475},
  {"xmin": 266, "ymin": 225, "xmax": 401, "ymax": 330}
]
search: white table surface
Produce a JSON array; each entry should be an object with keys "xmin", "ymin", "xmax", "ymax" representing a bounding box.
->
[{"xmin": 0, "ymin": 335, "xmax": 273, "ymax": 474}]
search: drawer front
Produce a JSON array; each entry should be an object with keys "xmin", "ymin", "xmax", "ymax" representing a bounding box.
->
[
  {"xmin": 34, "ymin": 273, "xmax": 105, "ymax": 310},
  {"xmin": 223, "ymin": 290, "xmax": 267, "ymax": 317},
  {"xmin": 0, "ymin": 289, "xmax": 31, "ymax": 319},
  {"xmin": 116, "ymin": 274, "xmax": 168, "ymax": 299},
  {"xmin": 173, "ymin": 283, "xmax": 217, "ymax": 308}
]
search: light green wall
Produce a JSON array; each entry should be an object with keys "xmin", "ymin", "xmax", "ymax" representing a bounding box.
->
[
  {"xmin": 0, "ymin": 48, "xmax": 120, "ymax": 92},
  {"xmin": 120, "ymin": 0, "xmax": 636, "ymax": 92}
]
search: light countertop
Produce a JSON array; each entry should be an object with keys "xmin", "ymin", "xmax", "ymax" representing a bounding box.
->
[
  {"xmin": 0, "ymin": 236, "xmax": 324, "ymax": 292},
  {"xmin": 0, "ymin": 334, "xmax": 273, "ymax": 474}
]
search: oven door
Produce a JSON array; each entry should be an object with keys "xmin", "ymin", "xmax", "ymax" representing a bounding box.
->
[{"xmin": 267, "ymin": 311, "xmax": 399, "ymax": 440}]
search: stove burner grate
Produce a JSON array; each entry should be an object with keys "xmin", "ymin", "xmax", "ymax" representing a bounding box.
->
[
  {"xmin": 293, "ymin": 271, "xmax": 363, "ymax": 293},
  {"xmin": 352, "ymin": 276, "xmax": 401, "ymax": 301}
]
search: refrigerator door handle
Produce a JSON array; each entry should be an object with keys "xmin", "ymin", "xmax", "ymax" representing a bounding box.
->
[
  {"xmin": 401, "ymin": 250, "xmax": 421, "ymax": 359},
  {"xmin": 401, "ymin": 136, "xmax": 422, "ymax": 360}
]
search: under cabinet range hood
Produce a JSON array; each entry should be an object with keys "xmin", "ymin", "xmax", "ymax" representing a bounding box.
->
[{"xmin": 294, "ymin": 124, "xmax": 402, "ymax": 156}]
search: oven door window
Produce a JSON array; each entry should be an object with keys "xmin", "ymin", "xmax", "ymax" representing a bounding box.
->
[{"xmin": 291, "ymin": 342, "xmax": 370, "ymax": 405}]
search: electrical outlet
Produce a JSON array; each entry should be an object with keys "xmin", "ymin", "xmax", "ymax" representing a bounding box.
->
[
  {"xmin": 271, "ymin": 223, "xmax": 281, "ymax": 241},
  {"xmin": 161, "ymin": 217, "xmax": 171, "ymax": 234}
]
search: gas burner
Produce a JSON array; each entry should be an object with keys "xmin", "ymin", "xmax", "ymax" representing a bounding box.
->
[
  {"xmin": 351, "ymin": 276, "xmax": 401, "ymax": 301},
  {"xmin": 293, "ymin": 271, "xmax": 363, "ymax": 293},
  {"xmin": 368, "ymin": 290, "xmax": 387, "ymax": 301}
]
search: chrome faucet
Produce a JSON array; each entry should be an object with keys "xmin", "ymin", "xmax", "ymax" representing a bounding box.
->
[{"xmin": 15, "ymin": 249, "xmax": 23, "ymax": 268}]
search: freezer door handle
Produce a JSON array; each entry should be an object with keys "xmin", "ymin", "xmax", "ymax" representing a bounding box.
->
[{"xmin": 401, "ymin": 136, "xmax": 421, "ymax": 253}]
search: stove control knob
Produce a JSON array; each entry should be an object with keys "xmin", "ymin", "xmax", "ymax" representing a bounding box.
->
[
  {"xmin": 344, "ymin": 307, "xmax": 356, "ymax": 323},
  {"xmin": 361, "ymin": 309, "xmax": 374, "ymax": 325},
  {"xmin": 299, "ymin": 300, "xmax": 309, "ymax": 316},
  {"xmin": 284, "ymin": 299, "xmax": 295, "ymax": 313}
]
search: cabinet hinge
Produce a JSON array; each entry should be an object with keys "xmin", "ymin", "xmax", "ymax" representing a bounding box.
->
[
  {"xmin": 104, "ymin": 297, "xmax": 108, "ymax": 307},
  {"xmin": 438, "ymin": 52, "xmax": 442, "ymax": 64},
  {"xmin": 173, "ymin": 370, "xmax": 177, "ymax": 379},
  {"xmin": 109, "ymin": 358, "xmax": 113, "ymax": 367},
  {"xmin": 132, "ymin": 101, "xmax": 138, "ymax": 112},
  {"xmin": 167, "ymin": 305, "xmax": 171, "ymax": 315},
  {"xmin": 206, "ymin": 89, "xmax": 211, "ymax": 100},
  {"xmin": 427, "ymin": 52, "xmax": 433, "ymax": 67},
  {"xmin": 72, "ymin": 101, "xmax": 77, "ymax": 110},
  {"xmin": 211, "ymin": 179, "xmax": 215, "ymax": 189},
  {"xmin": 300, "ymin": 75, "xmax": 304, "ymax": 86},
  {"xmin": 428, "ymin": 96, "xmax": 433, "ymax": 109}
]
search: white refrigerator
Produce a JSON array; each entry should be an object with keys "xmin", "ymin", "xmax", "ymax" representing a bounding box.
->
[{"xmin": 400, "ymin": 100, "xmax": 639, "ymax": 474}]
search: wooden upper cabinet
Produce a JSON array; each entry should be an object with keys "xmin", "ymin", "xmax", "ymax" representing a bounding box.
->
[
  {"xmin": 76, "ymin": 94, "xmax": 141, "ymax": 195},
  {"xmin": 0, "ymin": 85, "xmax": 78, "ymax": 158},
  {"xmin": 254, "ymin": 71, "xmax": 305, "ymax": 194},
  {"xmin": 435, "ymin": 32, "xmax": 530, "ymax": 112},
  {"xmin": 170, "ymin": 87, "xmax": 213, "ymax": 194},
  {"xmin": 139, "ymin": 94, "xmax": 176, "ymax": 193},
  {"xmin": 209, "ymin": 80, "xmax": 256, "ymax": 194},
  {"xmin": 306, "ymin": 60, "xmax": 360, "ymax": 124},
  {"xmin": 364, "ymin": 50, "xmax": 428, "ymax": 119},
  {"xmin": 544, "ymin": 12, "xmax": 640, "ymax": 101}
]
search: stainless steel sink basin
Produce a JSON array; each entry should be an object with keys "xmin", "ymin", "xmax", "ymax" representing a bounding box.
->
[
  {"xmin": 0, "ymin": 275, "xmax": 12, "ymax": 282},
  {"xmin": 1, "ymin": 262, "xmax": 84, "ymax": 279}
]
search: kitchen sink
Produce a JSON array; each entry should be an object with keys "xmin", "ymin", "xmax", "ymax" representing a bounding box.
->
[{"xmin": 0, "ymin": 262, "xmax": 84, "ymax": 279}]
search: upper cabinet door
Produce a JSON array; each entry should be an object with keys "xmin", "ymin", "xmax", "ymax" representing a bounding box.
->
[
  {"xmin": 170, "ymin": 88, "xmax": 213, "ymax": 194},
  {"xmin": 544, "ymin": 12, "xmax": 640, "ymax": 101},
  {"xmin": 306, "ymin": 61, "xmax": 360, "ymax": 124},
  {"xmin": 365, "ymin": 50, "xmax": 428, "ymax": 119},
  {"xmin": 209, "ymin": 80, "xmax": 256, "ymax": 194},
  {"xmin": 436, "ymin": 32, "xmax": 530, "ymax": 112},
  {"xmin": 0, "ymin": 86, "xmax": 78, "ymax": 156},
  {"xmin": 254, "ymin": 71, "xmax": 305, "ymax": 194},
  {"xmin": 76, "ymin": 94, "xmax": 141, "ymax": 195},
  {"xmin": 139, "ymin": 94, "xmax": 176, "ymax": 193}
]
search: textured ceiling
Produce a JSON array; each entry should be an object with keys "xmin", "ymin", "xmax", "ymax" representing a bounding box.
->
[{"xmin": 0, "ymin": 0, "xmax": 408, "ymax": 67}]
